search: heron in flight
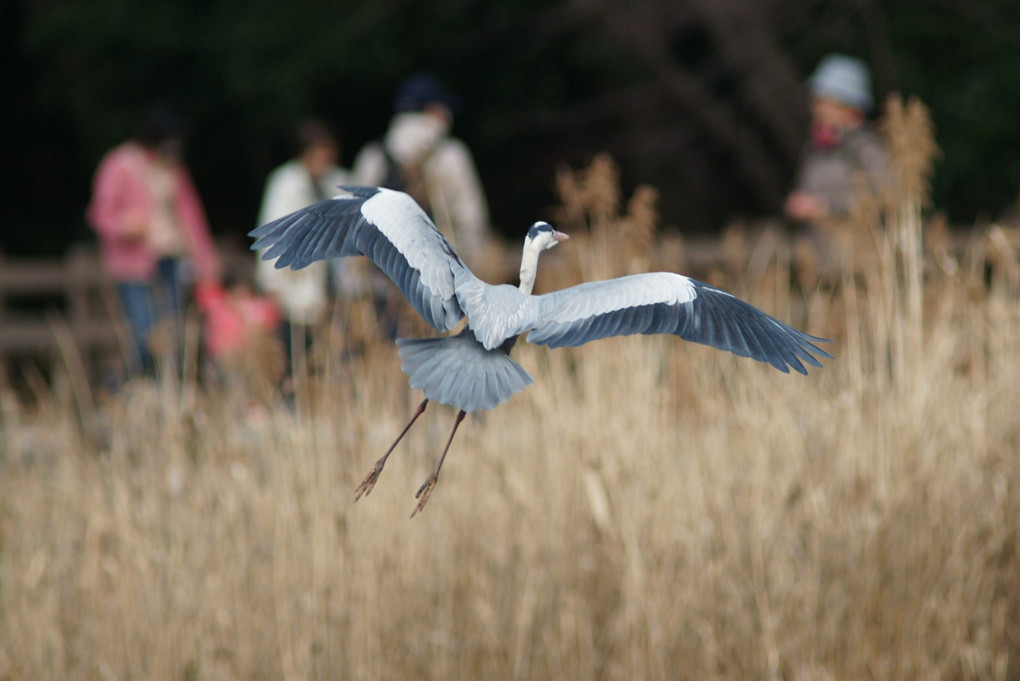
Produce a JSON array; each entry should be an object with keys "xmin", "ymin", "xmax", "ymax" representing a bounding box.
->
[{"xmin": 251, "ymin": 186, "xmax": 831, "ymax": 516}]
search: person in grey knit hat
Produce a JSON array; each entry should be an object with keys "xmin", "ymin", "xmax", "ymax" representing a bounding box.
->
[
  {"xmin": 808, "ymin": 54, "xmax": 875, "ymax": 112},
  {"xmin": 785, "ymin": 55, "xmax": 891, "ymax": 274}
]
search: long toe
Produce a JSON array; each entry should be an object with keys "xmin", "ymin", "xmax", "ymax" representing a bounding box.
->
[
  {"xmin": 354, "ymin": 462, "xmax": 384, "ymax": 501},
  {"xmin": 410, "ymin": 476, "xmax": 437, "ymax": 518}
]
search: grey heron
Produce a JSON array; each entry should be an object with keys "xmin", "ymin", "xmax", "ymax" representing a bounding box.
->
[{"xmin": 251, "ymin": 186, "xmax": 831, "ymax": 516}]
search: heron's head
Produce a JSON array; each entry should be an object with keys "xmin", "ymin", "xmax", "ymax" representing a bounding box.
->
[
  {"xmin": 525, "ymin": 222, "xmax": 570, "ymax": 252},
  {"xmin": 519, "ymin": 222, "xmax": 569, "ymax": 294}
]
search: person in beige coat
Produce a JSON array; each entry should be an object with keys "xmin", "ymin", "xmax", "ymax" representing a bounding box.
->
[
  {"xmin": 352, "ymin": 73, "xmax": 492, "ymax": 267},
  {"xmin": 345, "ymin": 74, "xmax": 494, "ymax": 338}
]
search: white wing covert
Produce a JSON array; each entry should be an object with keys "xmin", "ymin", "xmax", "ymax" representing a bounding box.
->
[{"xmin": 249, "ymin": 186, "xmax": 470, "ymax": 332}]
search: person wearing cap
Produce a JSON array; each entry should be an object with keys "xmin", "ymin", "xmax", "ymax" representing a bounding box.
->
[
  {"xmin": 785, "ymin": 55, "xmax": 891, "ymax": 224},
  {"xmin": 352, "ymin": 73, "xmax": 492, "ymax": 266}
]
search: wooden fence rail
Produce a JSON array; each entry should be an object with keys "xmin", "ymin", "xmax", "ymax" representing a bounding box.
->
[
  {"xmin": 0, "ymin": 231, "xmax": 817, "ymax": 385},
  {"xmin": 0, "ymin": 247, "xmax": 117, "ymax": 355},
  {"xmin": 0, "ymin": 244, "xmax": 254, "ymax": 382},
  {"xmin": 0, "ymin": 226, "xmax": 997, "ymax": 387}
]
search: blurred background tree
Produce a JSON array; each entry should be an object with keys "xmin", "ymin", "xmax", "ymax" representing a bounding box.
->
[{"xmin": 4, "ymin": 0, "xmax": 1020, "ymax": 256}]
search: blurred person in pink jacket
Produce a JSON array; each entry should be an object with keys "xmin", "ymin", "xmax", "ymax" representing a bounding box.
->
[{"xmin": 87, "ymin": 108, "xmax": 221, "ymax": 374}]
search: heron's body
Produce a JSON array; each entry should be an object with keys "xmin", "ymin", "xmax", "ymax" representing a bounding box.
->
[{"xmin": 251, "ymin": 186, "xmax": 831, "ymax": 515}]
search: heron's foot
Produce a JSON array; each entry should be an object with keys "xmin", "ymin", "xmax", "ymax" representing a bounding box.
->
[
  {"xmin": 410, "ymin": 474, "xmax": 438, "ymax": 518},
  {"xmin": 354, "ymin": 460, "xmax": 385, "ymax": 501}
]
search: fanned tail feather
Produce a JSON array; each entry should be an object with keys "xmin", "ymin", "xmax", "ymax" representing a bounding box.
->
[{"xmin": 396, "ymin": 331, "xmax": 533, "ymax": 412}]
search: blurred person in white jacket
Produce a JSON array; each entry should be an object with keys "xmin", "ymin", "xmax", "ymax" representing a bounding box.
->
[{"xmin": 256, "ymin": 119, "xmax": 350, "ymax": 374}]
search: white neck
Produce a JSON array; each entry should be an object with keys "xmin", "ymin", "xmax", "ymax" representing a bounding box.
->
[{"xmin": 518, "ymin": 241, "xmax": 541, "ymax": 295}]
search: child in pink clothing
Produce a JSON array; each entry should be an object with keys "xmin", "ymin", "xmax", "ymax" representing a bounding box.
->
[
  {"xmin": 194, "ymin": 280, "xmax": 280, "ymax": 361},
  {"xmin": 87, "ymin": 108, "xmax": 221, "ymax": 374}
]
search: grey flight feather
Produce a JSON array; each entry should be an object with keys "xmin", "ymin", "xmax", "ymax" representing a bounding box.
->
[
  {"xmin": 250, "ymin": 186, "xmax": 469, "ymax": 332},
  {"xmin": 521, "ymin": 273, "xmax": 831, "ymax": 374}
]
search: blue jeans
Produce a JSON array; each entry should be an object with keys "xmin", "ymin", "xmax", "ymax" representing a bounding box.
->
[{"xmin": 116, "ymin": 258, "xmax": 185, "ymax": 374}]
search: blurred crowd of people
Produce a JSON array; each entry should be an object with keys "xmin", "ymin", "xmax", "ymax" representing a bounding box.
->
[
  {"xmin": 85, "ymin": 57, "xmax": 890, "ymax": 393},
  {"xmin": 87, "ymin": 73, "xmax": 493, "ymax": 394}
]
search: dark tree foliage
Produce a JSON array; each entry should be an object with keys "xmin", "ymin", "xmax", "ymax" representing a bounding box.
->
[{"xmin": 3, "ymin": 0, "xmax": 1020, "ymax": 256}]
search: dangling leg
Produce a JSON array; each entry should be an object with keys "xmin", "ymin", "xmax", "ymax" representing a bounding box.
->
[
  {"xmin": 355, "ymin": 399, "xmax": 428, "ymax": 501},
  {"xmin": 411, "ymin": 409, "xmax": 467, "ymax": 517}
]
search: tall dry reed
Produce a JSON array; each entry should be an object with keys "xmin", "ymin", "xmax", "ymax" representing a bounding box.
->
[{"xmin": 1, "ymin": 106, "xmax": 1018, "ymax": 680}]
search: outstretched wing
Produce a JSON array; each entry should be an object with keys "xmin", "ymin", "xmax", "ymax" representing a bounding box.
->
[
  {"xmin": 249, "ymin": 186, "xmax": 470, "ymax": 332},
  {"xmin": 524, "ymin": 272, "xmax": 831, "ymax": 374}
]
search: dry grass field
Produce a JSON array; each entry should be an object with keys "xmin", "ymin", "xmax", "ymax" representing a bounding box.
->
[{"xmin": 2, "ymin": 97, "xmax": 1018, "ymax": 680}]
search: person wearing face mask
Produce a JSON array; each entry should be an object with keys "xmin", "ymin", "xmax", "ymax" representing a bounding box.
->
[
  {"xmin": 352, "ymin": 73, "xmax": 493, "ymax": 266},
  {"xmin": 87, "ymin": 107, "xmax": 221, "ymax": 375},
  {"xmin": 343, "ymin": 74, "xmax": 494, "ymax": 340},
  {"xmin": 784, "ymin": 55, "xmax": 891, "ymax": 276}
]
